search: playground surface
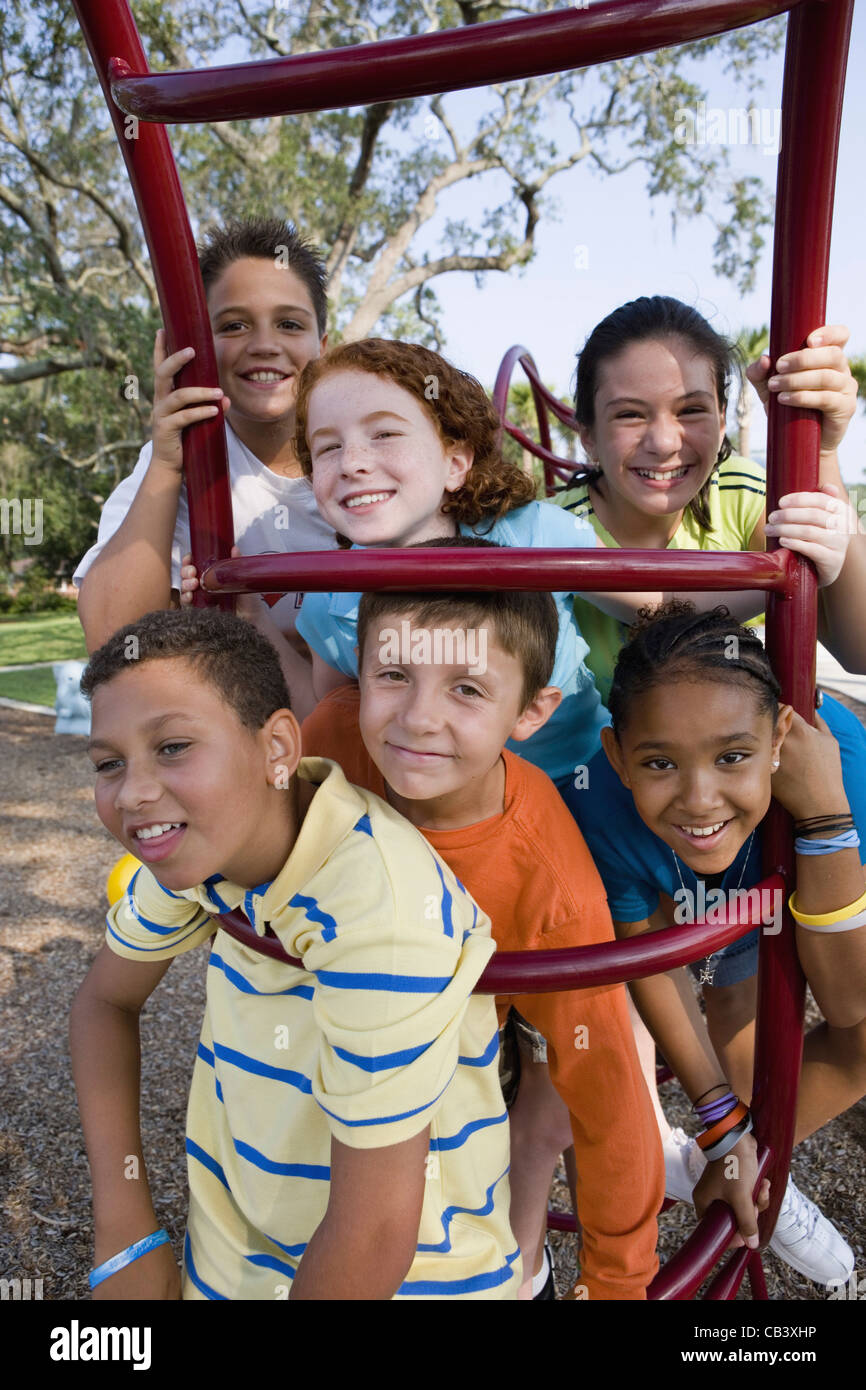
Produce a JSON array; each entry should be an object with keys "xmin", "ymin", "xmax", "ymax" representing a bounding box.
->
[{"xmin": 1, "ymin": 695, "xmax": 863, "ymax": 1302}]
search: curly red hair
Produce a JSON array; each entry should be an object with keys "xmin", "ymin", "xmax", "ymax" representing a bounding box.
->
[{"xmin": 294, "ymin": 339, "xmax": 537, "ymax": 535}]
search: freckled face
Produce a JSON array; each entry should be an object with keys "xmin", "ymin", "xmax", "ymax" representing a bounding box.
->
[
  {"xmin": 306, "ymin": 371, "xmax": 473, "ymax": 547},
  {"xmin": 602, "ymin": 680, "xmax": 786, "ymax": 875}
]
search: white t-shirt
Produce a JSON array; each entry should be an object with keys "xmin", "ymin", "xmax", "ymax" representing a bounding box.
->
[{"xmin": 73, "ymin": 423, "xmax": 338, "ymax": 641}]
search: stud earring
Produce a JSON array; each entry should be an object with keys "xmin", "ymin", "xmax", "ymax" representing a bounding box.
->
[{"xmin": 771, "ymin": 759, "xmax": 780, "ymax": 771}]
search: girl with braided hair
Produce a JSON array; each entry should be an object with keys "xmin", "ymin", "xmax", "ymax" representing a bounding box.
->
[{"xmin": 569, "ymin": 603, "xmax": 866, "ymax": 1282}]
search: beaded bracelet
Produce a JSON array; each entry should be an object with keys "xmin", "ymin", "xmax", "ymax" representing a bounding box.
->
[{"xmin": 89, "ymin": 1229, "xmax": 171, "ymax": 1290}]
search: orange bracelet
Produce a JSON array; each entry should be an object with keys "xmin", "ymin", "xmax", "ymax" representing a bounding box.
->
[{"xmin": 696, "ymin": 1100, "xmax": 749, "ymax": 1151}]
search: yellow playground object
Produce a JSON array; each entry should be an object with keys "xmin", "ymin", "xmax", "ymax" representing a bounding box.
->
[{"xmin": 106, "ymin": 852, "xmax": 142, "ymax": 906}]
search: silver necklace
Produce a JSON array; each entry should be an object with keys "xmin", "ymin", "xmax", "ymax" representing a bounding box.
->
[{"xmin": 672, "ymin": 830, "xmax": 756, "ymax": 986}]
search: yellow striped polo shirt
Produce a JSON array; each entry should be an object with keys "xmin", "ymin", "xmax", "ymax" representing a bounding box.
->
[
  {"xmin": 105, "ymin": 757, "xmax": 518, "ymax": 1300},
  {"xmin": 556, "ymin": 454, "xmax": 767, "ymax": 702}
]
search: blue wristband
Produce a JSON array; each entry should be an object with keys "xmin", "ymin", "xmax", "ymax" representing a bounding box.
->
[
  {"xmin": 89, "ymin": 1229, "xmax": 171, "ymax": 1290},
  {"xmin": 794, "ymin": 830, "xmax": 861, "ymax": 856}
]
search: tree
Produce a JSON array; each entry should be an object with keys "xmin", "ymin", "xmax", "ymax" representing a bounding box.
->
[
  {"xmin": 734, "ymin": 323, "xmax": 769, "ymax": 461},
  {"xmin": 0, "ymin": 0, "xmax": 786, "ymax": 568}
]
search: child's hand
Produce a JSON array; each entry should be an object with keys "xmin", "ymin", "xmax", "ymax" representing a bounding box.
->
[
  {"xmin": 763, "ymin": 483, "xmax": 856, "ymax": 587},
  {"xmin": 180, "ymin": 546, "xmax": 266, "ymax": 623},
  {"xmin": 151, "ymin": 329, "xmax": 228, "ymax": 474},
  {"xmin": 771, "ymin": 711, "xmax": 849, "ymax": 822},
  {"xmin": 692, "ymin": 1132, "xmax": 770, "ymax": 1251},
  {"xmin": 92, "ymin": 1239, "xmax": 181, "ymax": 1300},
  {"xmin": 746, "ymin": 325, "xmax": 858, "ymax": 454}
]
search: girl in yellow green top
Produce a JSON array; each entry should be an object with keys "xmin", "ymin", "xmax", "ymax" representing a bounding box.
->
[{"xmin": 555, "ymin": 296, "xmax": 863, "ymax": 702}]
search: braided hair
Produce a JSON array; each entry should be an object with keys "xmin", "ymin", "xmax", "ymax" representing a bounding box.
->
[{"xmin": 607, "ymin": 601, "xmax": 780, "ymax": 736}]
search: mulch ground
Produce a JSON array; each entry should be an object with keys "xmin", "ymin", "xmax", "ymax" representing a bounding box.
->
[{"xmin": 1, "ymin": 691, "xmax": 864, "ymax": 1303}]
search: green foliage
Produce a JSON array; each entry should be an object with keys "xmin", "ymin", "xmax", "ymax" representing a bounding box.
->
[{"xmin": 1, "ymin": 0, "xmax": 786, "ymax": 569}]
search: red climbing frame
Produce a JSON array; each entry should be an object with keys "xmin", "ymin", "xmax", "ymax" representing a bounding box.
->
[{"xmin": 72, "ymin": 0, "xmax": 855, "ymax": 1301}]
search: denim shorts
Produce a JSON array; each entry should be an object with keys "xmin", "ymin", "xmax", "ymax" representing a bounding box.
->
[{"xmin": 687, "ymin": 927, "xmax": 759, "ymax": 989}]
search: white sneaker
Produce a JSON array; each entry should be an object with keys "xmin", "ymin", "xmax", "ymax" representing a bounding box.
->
[
  {"xmin": 663, "ymin": 1127, "xmax": 707, "ymax": 1202},
  {"xmin": 769, "ymin": 1175, "xmax": 854, "ymax": 1284}
]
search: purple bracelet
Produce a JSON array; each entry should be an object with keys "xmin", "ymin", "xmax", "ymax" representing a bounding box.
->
[{"xmin": 695, "ymin": 1090, "xmax": 738, "ymax": 1125}]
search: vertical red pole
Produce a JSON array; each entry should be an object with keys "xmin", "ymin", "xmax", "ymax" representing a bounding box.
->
[
  {"xmin": 72, "ymin": 0, "xmax": 235, "ymax": 607},
  {"xmin": 755, "ymin": 0, "xmax": 854, "ymax": 1244}
]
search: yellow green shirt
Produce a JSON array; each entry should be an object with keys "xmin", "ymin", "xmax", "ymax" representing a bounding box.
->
[
  {"xmin": 106, "ymin": 758, "xmax": 518, "ymax": 1300},
  {"xmin": 556, "ymin": 455, "xmax": 767, "ymax": 702}
]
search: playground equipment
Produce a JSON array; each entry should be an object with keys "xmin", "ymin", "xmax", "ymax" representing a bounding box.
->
[{"xmin": 73, "ymin": 0, "xmax": 855, "ymax": 1300}]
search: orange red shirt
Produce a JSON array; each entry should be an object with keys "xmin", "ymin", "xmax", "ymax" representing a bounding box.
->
[{"xmin": 302, "ymin": 683, "xmax": 665, "ymax": 1299}]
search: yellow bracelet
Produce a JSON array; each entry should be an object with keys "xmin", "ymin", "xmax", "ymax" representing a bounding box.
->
[{"xmin": 788, "ymin": 886, "xmax": 866, "ymax": 927}]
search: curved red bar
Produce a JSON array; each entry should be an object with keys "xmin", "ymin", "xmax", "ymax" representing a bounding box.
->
[
  {"xmin": 201, "ymin": 545, "xmax": 796, "ymax": 596},
  {"xmin": 215, "ymin": 875, "xmax": 784, "ymax": 991},
  {"xmin": 109, "ymin": 1, "xmax": 796, "ymax": 125}
]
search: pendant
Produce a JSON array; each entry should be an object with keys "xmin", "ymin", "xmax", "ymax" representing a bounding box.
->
[{"xmin": 699, "ymin": 959, "xmax": 716, "ymax": 987}]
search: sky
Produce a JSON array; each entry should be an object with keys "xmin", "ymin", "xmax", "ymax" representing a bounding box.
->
[{"xmin": 418, "ymin": 4, "xmax": 866, "ymax": 481}]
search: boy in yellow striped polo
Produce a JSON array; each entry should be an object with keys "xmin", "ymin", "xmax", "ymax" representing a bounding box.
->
[{"xmin": 70, "ymin": 608, "xmax": 517, "ymax": 1300}]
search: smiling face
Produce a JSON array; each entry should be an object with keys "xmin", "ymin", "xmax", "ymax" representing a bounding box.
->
[
  {"xmin": 207, "ymin": 256, "xmax": 327, "ymax": 434},
  {"xmin": 88, "ymin": 656, "xmax": 301, "ymax": 891},
  {"xmin": 305, "ymin": 370, "xmax": 474, "ymax": 547},
  {"xmin": 358, "ymin": 613, "xmax": 560, "ymax": 828},
  {"xmin": 580, "ymin": 336, "xmax": 727, "ymax": 528},
  {"xmin": 601, "ymin": 678, "xmax": 791, "ymax": 875}
]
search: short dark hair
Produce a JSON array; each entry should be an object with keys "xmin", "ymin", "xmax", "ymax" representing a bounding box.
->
[
  {"xmin": 607, "ymin": 600, "xmax": 780, "ymax": 736},
  {"xmin": 197, "ymin": 217, "xmax": 328, "ymax": 336},
  {"xmin": 356, "ymin": 538, "xmax": 558, "ymax": 709},
  {"xmin": 574, "ymin": 295, "xmax": 737, "ymax": 531},
  {"xmin": 81, "ymin": 608, "xmax": 291, "ymax": 731}
]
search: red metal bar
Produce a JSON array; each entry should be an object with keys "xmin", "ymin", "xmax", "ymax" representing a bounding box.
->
[
  {"xmin": 108, "ymin": 1, "xmax": 798, "ymax": 125},
  {"xmin": 751, "ymin": 0, "xmax": 854, "ymax": 1252},
  {"xmin": 217, "ymin": 875, "xmax": 783, "ymax": 989},
  {"xmin": 201, "ymin": 546, "xmax": 797, "ymax": 597},
  {"xmin": 71, "ymin": 0, "xmax": 235, "ymax": 604},
  {"xmin": 647, "ymin": 1150, "xmax": 772, "ymax": 1299},
  {"xmin": 703, "ymin": 1246, "xmax": 751, "ymax": 1301},
  {"xmin": 493, "ymin": 346, "xmax": 580, "ymax": 494},
  {"xmin": 747, "ymin": 1249, "xmax": 769, "ymax": 1300}
]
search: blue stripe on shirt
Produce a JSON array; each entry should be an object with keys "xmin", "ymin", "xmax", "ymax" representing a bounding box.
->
[
  {"xmin": 332, "ymin": 1037, "xmax": 433, "ymax": 1073},
  {"xmin": 233, "ymin": 1137, "xmax": 329, "ymax": 1180},
  {"xmin": 432, "ymin": 856, "xmax": 454, "ymax": 939},
  {"xmin": 398, "ymin": 1247, "xmax": 520, "ymax": 1297},
  {"xmin": 417, "ymin": 1166, "xmax": 510, "ymax": 1254},
  {"xmin": 105, "ymin": 917, "xmax": 207, "ymax": 953},
  {"xmin": 317, "ymin": 1068, "xmax": 455, "ymax": 1129},
  {"xmin": 244, "ymin": 1252, "xmax": 296, "ymax": 1279},
  {"xmin": 316, "ymin": 969, "xmax": 451, "ymax": 993},
  {"xmin": 354, "ymin": 813, "xmax": 373, "ymax": 837},
  {"xmin": 458, "ymin": 1030, "xmax": 499, "ymax": 1068},
  {"xmin": 289, "ymin": 891, "xmax": 338, "ymax": 943},
  {"xmin": 184, "ymin": 1233, "xmax": 228, "ymax": 1300},
  {"xmin": 429, "ymin": 1111, "xmax": 508, "ymax": 1152},
  {"xmin": 212, "ymin": 1041, "xmax": 313, "ymax": 1092},
  {"xmin": 186, "ymin": 1138, "xmax": 230, "ymax": 1190},
  {"xmin": 209, "ymin": 949, "xmax": 313, "ymax": 999}
]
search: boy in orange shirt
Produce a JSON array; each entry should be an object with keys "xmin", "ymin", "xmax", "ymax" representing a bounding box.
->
[{"xmin": 301, "ymin": 538, "xmax": 664, "ymax": 1299}]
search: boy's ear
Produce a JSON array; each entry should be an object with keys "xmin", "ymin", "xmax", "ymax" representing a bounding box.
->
[
  {"xmin": 600, "ymin": 725, "xmax": 629, "ymax": 786},
  {"xmin": 264, "ymin": 709, "xmax": 303, "ymax": 788},
  {"xmin": 508, "ymin": 685, "xmax": 563, "ymax": 743}
]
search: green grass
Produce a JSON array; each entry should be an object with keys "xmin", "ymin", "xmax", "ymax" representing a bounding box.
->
[
  {"xmin": 0, "ymin": 667, "xmax": 58, "ymax": 707},
  {"xmin": 0, "ymin": 612, "xmax": 87, "ymax": 666}
]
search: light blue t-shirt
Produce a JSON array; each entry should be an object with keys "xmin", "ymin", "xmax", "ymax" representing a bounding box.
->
[
  {"xmin": 296, "ymin": 500, "xmax": 610, "ymax": 785},
  {"xmin": 563, "ymin": 692, "xmax": 866, "ymax": 927}
]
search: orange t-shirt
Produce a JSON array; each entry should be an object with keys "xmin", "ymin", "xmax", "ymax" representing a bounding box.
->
[{"xmin": 301, "ymin": 684, "xmax": 664, "ymax": 1301}]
